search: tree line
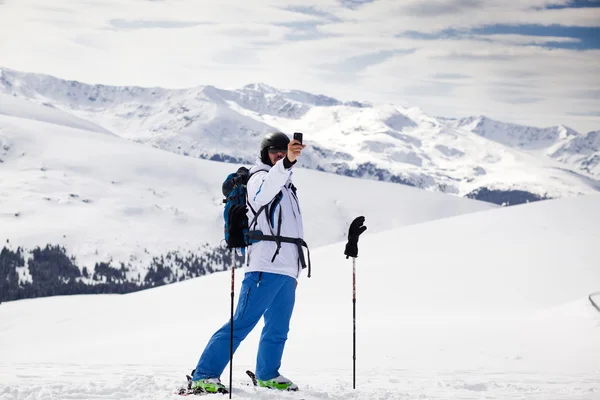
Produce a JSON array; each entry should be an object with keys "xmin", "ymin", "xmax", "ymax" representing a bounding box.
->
[{"xmin": 0, "ymin": 244, "xmax": 244, "ymax": 303}]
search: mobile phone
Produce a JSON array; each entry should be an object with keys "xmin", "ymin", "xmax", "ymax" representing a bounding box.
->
[{"xmin": 293, "ymin": 132, "xmax": 303, "ymax": 144}]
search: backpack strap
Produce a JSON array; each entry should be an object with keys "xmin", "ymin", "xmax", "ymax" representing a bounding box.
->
[
  {"xmin": 246, "ymin": 171, "xmax": 282, "ymax": 232},
  {"xmin": 270, "ymin": 204, "xmax": 283, "ymax": 263},
  {"xmin": 245, "ymin": 171, "xmax": 267, "ymax": 230}
]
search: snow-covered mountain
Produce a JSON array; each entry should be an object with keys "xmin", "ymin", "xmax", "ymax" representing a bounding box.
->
[
  {"xmin": 549, "ymin": 129, "xmax": 600, "ymax": 175},
  {"xmin": 1, "ymin": 67, "xmax": 599, "ymax": 205},
  {"xmin": 450, "ymin": 116, "xmax": 600, "ymax": 176},
  {"xmin": 0, "ymin": 92, "xmax": 496, "ymax": 301}
]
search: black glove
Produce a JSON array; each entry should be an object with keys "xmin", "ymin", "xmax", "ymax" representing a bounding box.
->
[
  {"xmin": 227, "ymin": 204, "xmax": 248, "ymax": 249},
  {"xmin": 344, "ymin": 216, "xmax": 367, "ymax": 259}
]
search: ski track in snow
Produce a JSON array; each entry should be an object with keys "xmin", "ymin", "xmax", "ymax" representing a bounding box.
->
[{"xmin": 0, "ymin": 364, "xmax": 598, "ymax": 400}]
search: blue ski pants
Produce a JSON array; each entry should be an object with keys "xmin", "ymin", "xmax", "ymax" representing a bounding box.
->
[{"xmin": 192, "ymin": 271, "xmax": 296, "ymax": 381}]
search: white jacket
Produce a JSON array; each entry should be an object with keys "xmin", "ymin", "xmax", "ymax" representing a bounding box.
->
[{"xmin": 246, "ymin": 158, "xmax": 306, "ymax": 279}]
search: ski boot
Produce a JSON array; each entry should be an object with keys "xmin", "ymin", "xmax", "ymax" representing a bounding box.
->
[
  {"xmin": 257, "ymin": 374, "xmax": 298, "ymax": 391},
  {"xmin": 190, "ymin": 377, "xmax": 228, "ymax": 394}
]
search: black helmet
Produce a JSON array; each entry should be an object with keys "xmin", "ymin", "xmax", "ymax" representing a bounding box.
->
[{"xmin": 260, "ymin": 131, "xmax": 290, "ymax": 165}]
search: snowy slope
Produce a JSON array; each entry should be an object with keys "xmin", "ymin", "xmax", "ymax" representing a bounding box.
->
[
  {"xmin": 452, "ymin": 116, "xmax": 600, "ymax": 176},
  {"xmin": 1, "ymin": 67, "xmax": 598, "ymax": 202},
  {"xmin": 449, "ymin": 115, "xmax": 578, "ymax": 151},
  {"xmin": 0, "ymin": 93, "xmax": 114, "ymax": 135},
  {"xmin": 0, "ymin": 95, "xmax": 495, "ymax": 282},
  {"xmin": 0, "ymin": 195, "xmax": 598, "ymax": 399}
]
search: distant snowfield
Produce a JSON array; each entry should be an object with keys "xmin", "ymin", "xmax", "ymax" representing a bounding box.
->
[
  {"xmin": 1, "ymin": 195, "xmax": 599, "ymax": 399},
  {"xmin": 0, "ymin": 97, "xmax": 495, "ymax": 275}
]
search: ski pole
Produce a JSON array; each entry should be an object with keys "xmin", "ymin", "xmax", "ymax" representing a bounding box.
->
[
  {"xmin": 352, "ymin": 256, "xmax": 357, "ymax": 390},
  {"xmin": 229, "ymin": 250, "xmax": 235, "ymax": 399},
  {"xmin": 344, "ymin": 215, "xmax": 366, "ymax": 390}
]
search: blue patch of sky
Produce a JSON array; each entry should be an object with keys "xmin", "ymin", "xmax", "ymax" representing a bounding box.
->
[
  {"xmin": 474, "ymin": 25, "xmax": 600, "ymax": 50},
  {"xmin": 400, "ymin": 29, "xmax": 462, "ymax": 40},
  {"xmin": 275, "ymin": 21, "xmax": 339, "ymax": 41},
  {"xmin": 545, "ymin": 0, "xmax": 600, "ymax": 9},
  {"xmin": 338, "ymin": 0, "xmax": 377, "ymax": 10},
  {"xmin": 399, "ymin": 25, "xmax": 600, "ymax": 50}
]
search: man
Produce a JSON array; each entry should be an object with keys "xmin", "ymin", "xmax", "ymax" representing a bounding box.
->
[{"xmin": 191, "ymin": 131, "xmax": 307, "ymax": 393}]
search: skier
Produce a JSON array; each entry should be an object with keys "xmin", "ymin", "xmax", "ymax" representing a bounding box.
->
[{"xmin": 191, "ymin": 131, "xmax": 307, "ymax": 393}]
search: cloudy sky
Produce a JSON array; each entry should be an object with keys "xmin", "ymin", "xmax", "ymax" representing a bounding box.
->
[{"xmin": 0, "ymin": 0, "xmax": 599, "ymax": 132}]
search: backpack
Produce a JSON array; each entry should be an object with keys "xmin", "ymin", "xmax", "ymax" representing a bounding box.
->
[
  {"xmin": 222, "ymin": 166, "xmax": 251, "ymax": 250},
  {"xmin": 222, "ymin": 166, "xmax": 282, "ymax": 250}
]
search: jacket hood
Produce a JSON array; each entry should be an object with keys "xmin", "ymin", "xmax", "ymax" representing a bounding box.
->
[
  {"xmin": 249, "ymin": 157, "xmax": 271, "ymax": 175},
  {"xmin": 249, "ymin": 157, "xmax": 293, "ymax": 186}
]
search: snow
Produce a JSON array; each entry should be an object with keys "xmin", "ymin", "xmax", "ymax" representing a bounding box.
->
[
  {"xmin": 550, "ymin": 130, "xmax": 600, "ymax": 176},
  {"xmin": 0, "ymin": 93, "xmax": 113, "ymax": 135},
  {"xmin": 0, "ymin": 195, "xmax": 599, "ymax": 399},
  {"xmin": 1, "ymin": 59, "xmax": 599, "ymax": 400},
  {"xmin": 452, "ymin": 116, "xmax": 578, "ymax": 151}
]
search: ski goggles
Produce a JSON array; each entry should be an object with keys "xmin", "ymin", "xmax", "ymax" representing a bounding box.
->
[{"xmin": 267, "ymin": 146, "xmax": 288, "ymax": 154}]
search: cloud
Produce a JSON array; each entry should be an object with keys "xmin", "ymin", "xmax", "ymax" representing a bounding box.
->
[
  {"xmin": 338, "ymin": 0, "xmax": 377, "ymax": 9},
  {"xmin": 568, "ymin": 111, "xmax": 600, "ymax": 117},
  {"xmin": 284, "ymin": 5, "xmax": 340, "ymax": 20},
  {"xmin": 472, "ymin": 33, "xmax": 580, "ymax": 45},
  {"xmin": 0, "ymin": 0, "xmax": 599, "ymax": 132},
  {"xmin": 276, "ymin": 21, "xmax": 339, "ymax": 41},
  {"xmin": 332, "ymin": 49, "xmax": 416, "ymax": 72},
  {"xmin": 573, "ymin": 89, "xmax": 600, "ymax": 99},
  {"xmin": 109, "ymin": 19, "xmax": 209, "ymax": 30},
  {"xmin": 402, "ymin": 0, "xmax": 487, "ymax": 17},
  {"xmin": 430, "ymin": 73, "xmax": 472, "ymax": 80},
  {"xmin": 277, "ymin": 5, "xmax": 343, "ymax": 40},
  {"xmin": 331, "ymin": 1, "xmax": 600, "ymax": 35},
  {"xmin": 489, "ymin": 87, "xmax": 545, "ymax": 104},
  {"xmin": 436, "ymin": 52, "xmax": 515, "ymax": 62},
  {"xmin": 401, "ymin": 81, "xmax": 463, "ymax": 97}
]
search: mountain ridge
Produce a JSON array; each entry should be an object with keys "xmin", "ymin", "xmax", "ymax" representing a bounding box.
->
[{"xmin": 1, "ymin": 66, "xmax": 599, "ymax": 204}]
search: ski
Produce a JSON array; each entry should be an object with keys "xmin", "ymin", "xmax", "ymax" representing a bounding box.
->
[
  {"xmin": 245, "ymin": 370, "xmax": 258, "ymax": 387},
  {"xmin": 176, "ymin": 389, "xmax": 228, "ymax": 397}
]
